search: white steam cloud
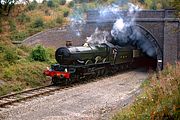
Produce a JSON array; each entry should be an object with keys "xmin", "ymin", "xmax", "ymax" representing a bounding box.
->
[
  {"xmin": 69, "ymin": 1, "xmax": 156, "ymax": 58},
  {"xmin": 86, "ymin": 28, "xmax": 111, "ymax": 44}
]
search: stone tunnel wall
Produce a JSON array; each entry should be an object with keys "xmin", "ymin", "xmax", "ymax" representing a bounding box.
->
[{"xmin": 85, "ymin": 9, "xmax": 180, "ymax": 68}]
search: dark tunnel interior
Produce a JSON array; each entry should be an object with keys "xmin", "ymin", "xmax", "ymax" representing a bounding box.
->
[{"xmin": 110, "ymin": 25, "xmax": 162, "ymax": 70}]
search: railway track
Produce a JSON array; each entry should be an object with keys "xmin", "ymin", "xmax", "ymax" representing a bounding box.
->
[
  {"xmin": 0, "ymin": 79, "xmax": 91, "ymax": 108},
  {"xmin": 0, "ymin": 69, "xmax": 132, "ymax": 109},
  {"xmin": 0, "ymin": 85, "xmax": 62, "ymax": 108}
]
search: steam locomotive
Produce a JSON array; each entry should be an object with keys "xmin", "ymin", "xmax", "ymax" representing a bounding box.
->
[{"xmin": 44, "ymin": 42, "xmax": 143, "ymax": 84}]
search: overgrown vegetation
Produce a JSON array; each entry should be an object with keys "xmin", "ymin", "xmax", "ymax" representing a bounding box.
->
[
  {"xmin": 0, "ymin": 0, "xmax": 71, "ymax": 42},
  {"xmin": 112, "ymin": 63, "xmax": 180, "ymax": 120},
  {"xmin": 30, "ymin": 45, "xmax": 48, "ymax": 61},
  {"xmin": 0, "ymin": 42, "xmax": 55, "ymax": 96}
]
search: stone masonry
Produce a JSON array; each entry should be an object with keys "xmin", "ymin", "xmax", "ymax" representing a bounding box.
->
[{"xmin": 84, "ymin": 9, "xmax": 180, "ymax": 69}]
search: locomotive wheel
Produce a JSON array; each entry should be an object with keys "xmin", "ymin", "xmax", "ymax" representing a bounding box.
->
[
  {"xmin": 100, "ymin": 69, "xmax": 105, "ymax": 76},
  {"xmin": 65, "ymin": 79, "xmax": 71, "ymax": 85},
  {"xmin": 52, "ymin": 77, "xmax": 59, "ymax": 85},
  {"xmin": 96, "ymin": 70, "xmax": 101, "ymax": 77}
]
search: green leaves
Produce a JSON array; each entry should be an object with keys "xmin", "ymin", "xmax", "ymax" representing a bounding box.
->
[{"xmin": 30, "ymin": 45, "xmax": 48, "ymax": 62}]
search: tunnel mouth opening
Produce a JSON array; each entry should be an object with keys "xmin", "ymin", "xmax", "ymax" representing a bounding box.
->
[
  {"xmin": 134, "ymin": 53, "xmax": 158, "ymax": 71},
  {"xmin": 110, "ymin": 24, "xmax": 163, "ymax": 71},
  {"xmin": 131, "ymin": 25, "xmax": 163, "ymax": 71}
]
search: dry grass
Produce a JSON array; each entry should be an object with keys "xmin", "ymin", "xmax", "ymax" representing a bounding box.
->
[
  {"xmin": 112, "ymin": 62, "xmax": 180, "ymax": 120},
  {"xmin": 0, "ymin": 42, "xmax": 55, "ymax": 96}
]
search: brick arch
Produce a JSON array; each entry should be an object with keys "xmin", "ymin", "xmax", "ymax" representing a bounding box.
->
[{"xmin": 133, "ymin": 24, "xmax": 163, "ymax": 70}]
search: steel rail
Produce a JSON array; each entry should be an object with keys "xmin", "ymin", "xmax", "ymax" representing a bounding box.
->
[{"xmin": 0, "ymin": 85, "xmax": 60, "ymax": 108}]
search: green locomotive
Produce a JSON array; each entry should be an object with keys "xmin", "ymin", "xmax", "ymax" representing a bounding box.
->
[{"xmin": 44, "ymin": 42, "xmax": 142, "ymax": 84}]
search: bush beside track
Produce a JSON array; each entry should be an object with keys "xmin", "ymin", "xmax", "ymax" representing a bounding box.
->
[
  {"xmin": 0, "ymin": 40, "xmax": 55, "ymax": 96},
  {"xmin": 112, "ymin": 63, "xmax": 180, "ymax": 120}
]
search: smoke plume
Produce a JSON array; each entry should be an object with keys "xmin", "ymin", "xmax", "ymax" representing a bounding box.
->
[
  {"xmin": 86, "ymin": 28, "xmax": 111, "ymax": 44},
  {"xmin": 109, "ymin": 3, "xmax": 156, "ymax": 57},
  {"xmin": 69, "ymin": 1, "xmax": 156, "ymax": 58}
]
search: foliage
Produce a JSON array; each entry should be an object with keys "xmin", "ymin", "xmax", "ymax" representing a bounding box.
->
[
  {"xmin": 17, "ymin": 13, "xmax": 31, "ymax": 24},
  {"xmin": 10, "ymin": 31, "xmax": 28, "ymax": 41},
  {"xmin": 0, "ymin": 61, "xmax": 49, "ymax": 96},
  {"xmin": 3, "ymin": 48, "xmax": 19, "ymax": 63},
  {"xmin": 140, "ymin": 0, "xmax": 180, "ymax": 10},
  {"xmin": 27, "ymin": 0, "xmax": 38, "ymax": 11},
  {"xmin": 56, "ymin": 16, "xmax": 63, "ymax": 24},
  {"xmin": 150, "ymin": 0, "xmax": 157, "ymax": 10},
  {"xmin": 47, "ymin": 0, "xmax": 55, "ymax": 8},
  {"xmin": 8, "ymin": 19, "xmax": 16, "ymax": 31},
  {"xmin": 170, "ymin": 0, "xmax": 180, "ymax": 18},
  {"xmin": 112, "ymin": 63, "xmax": 180, "ymax": 120},
  {"xmin": 32, "ymin": 18, "xmax": 44, "ymax": 28},
  {"xmin": 0, "ymin": 0, "xmax": 18, "ymax": 16},
  {"xmin": 59, "ymin": 0, "xmax": 66, "ymax": 5},
  {"xmin": 30, "ymin": 45, "xmax": 48, "ymax": 62},
  {"xmin": 28, "ymin": 27, "xmax": 43, "ymax": 36},
  {"xmin": 68, "ymin": 1, "xmax": 75, "ymax": 8},
  {"xmin": 63, "ymin": 8, "xmax": 69, "ymax": 17},
  {"xmin": 0, "ymin": 83, "xmax": 24, "ymax": 96}
]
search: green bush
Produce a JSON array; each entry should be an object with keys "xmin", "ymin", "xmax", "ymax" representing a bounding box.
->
[
  {"xmin": 68, "ymin": 1, "xmax": 75, "ymax": 8},
  {"xmin": 32, "ymin": 18, "xmax": 44, "ymax": 28},
  {"xmin": 30, "ymin": 45, "xmax": 48, "ymax": 61},
  {"xmin": 59, "ymin": 0, "xmax": 66, "ymax": 5},
  {"xmin": 28, "ymin": 27, "xmax": 43, "ymax": 35},
  {"xmin": 150, "ymin": 0, "xmax": 157, "ymax": 10},
  {"xmin": 17, "ymin": 13, "xmax": 31, "ymax": 23},
  {"xmin": 8, "ymin": 19, "xmax": 16, "ymax": 32},
  {"xmin": 27, "ymin": 0, "xmax": 38, "ymax": 11},
  {"xmin": 45, "ymin": 20, "xmax": 56, "ymax": 28},
  {"xmin": 0, "ymin": 44, "xmax": 4, "ymax": 53},
  {"xmin": 10, "ymin": 31, "xmax": 28, "ymax": 41},
  {"xmin": 63, "ymin": 8, "xmax": 69, "ymax": 17},
  {"xmin": 56, "ymin": 16, "xmax": 63, "ymax": 24},
  {"xmin": 3, "ymin": 69, "xmax": 13, "ymax": 80},
  {"xmin": 4, "ymin": 49, "xmax": 19, "ymax": 63},
  {"xmin": 47, "ymin": 0, "xmax": 55, "ymax": 8}
]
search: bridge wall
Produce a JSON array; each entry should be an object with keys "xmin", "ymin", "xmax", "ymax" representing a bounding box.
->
[{"xmin": 85, "ymin": 9, "xmax": 180, "ymax": 68}]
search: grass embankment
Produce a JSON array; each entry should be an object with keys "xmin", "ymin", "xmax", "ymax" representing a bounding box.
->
[
  {"xmin": 0, "ymin": 0, "xmax": 99, "ymax": 96},
  {"xmin": 0, "ymin": 39, "xmax": 55, "ymax": 96},
  {"xmin": 0, "ymin": 0, "xmax": 72, "ymax": 96},
  {"xmin": 113, "ymin": 63, "xmax": 180, "ymax": 120},
  {"xmin": 0, "ymin": 2, "xmax": 71, "ymax": 42}
]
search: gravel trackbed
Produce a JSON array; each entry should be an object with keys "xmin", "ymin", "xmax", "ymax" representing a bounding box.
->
[{"xmin": 0, "ymin": 69, "xmax": 148, "ymax": 120}]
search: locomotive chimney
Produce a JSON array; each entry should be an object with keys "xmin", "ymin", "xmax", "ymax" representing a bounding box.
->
[{"xmin": 66, "ymin": 41, "xmax": 72, "ymax": 47}]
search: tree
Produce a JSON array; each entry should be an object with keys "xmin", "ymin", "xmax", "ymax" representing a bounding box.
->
[
  {"xmin": 0, "ymin": 0, "xmax": 19, "ymax": 16},
  {"xmin": 150, "ymin": 0, "xmax": 157, "ymax": 10},
  {"xmin": 47, "ymin": 0, "xmax": 55, "ymax": 8},
  {"xmin": 170, "ymin": 0, "xmax": 180, "ymax": 18},
  {"xmin": 27, "ymin": 0, "xmax": 38, "ymax": 11}
]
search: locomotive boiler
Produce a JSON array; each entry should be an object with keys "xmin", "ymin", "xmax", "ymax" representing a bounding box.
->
[{"xmin": 44, "ymin": 42, "xmax": 142, "ymax": 84}]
